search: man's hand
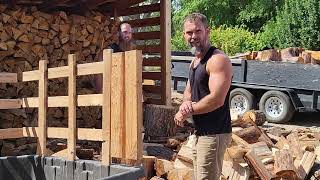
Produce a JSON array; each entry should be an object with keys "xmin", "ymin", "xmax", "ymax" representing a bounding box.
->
[
  {"xmin": 174, "ymin": 111, "xmax": 186, "ymax": 127},
  {"xmin": 179, "ymin": 101, "xmax": 193, "ymax": 116}
]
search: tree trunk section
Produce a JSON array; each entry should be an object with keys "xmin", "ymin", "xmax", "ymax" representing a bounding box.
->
[{"xmin": 144, "ymin": 104, "xmax": 178, "ymax": 139}]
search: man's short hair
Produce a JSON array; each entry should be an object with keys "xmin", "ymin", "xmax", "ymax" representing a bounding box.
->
[{"xmin": 183, "ymin": 13, "xmax": 209, "ymax": 28}]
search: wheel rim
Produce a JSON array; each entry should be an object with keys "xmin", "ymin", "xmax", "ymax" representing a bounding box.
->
[
  {"xmin": 230, "ymin": 94, "xmax": 249, "ymax": 115},
  {"xmin": 264, "ymin": 97, "xmax": 284, "ymax": 118}
]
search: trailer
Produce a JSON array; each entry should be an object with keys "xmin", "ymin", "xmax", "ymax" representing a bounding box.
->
[{"xmin": 171, "ymin": 52, "xmax": 320, "ymax": 123}]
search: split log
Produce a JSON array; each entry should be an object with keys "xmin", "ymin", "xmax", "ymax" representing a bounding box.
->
[
  {"xmin": 275, "ymin": 136, "xmax": 290, "ymax": 149},
  {"xmin": 234, "ymin": 126, "xmax": 261, "ymax": 144},
  {"xmin": 267, "ymin": 126, "xmax": 291, "ymax": 137},
  {"xmin": 144, "ymin": 104, "xmax": 178, "ymax": 139},
  {"xmin": 315, "ymin": 146, "xmax": 320, "ymax": 161},
  {"xmin": 176, "ymin": 144, "xmax": 193, "ymax": 164},
  {"xmin": 224, "ymin": 145, "xmax": 248, "ymax": 163},
  {"xmin": 150, "ymin": 177, "xmax": 165, "ymax": 180},
  {"xmin": 242, "ymin": 110, "xmax": 266, "ymax": 126},
  {"xmin": 143, "ymin": 156, "xmax": 157, "ymax": 179},
  {"xmin": 174, "ymin": 158, "xmax": 193, "ymax": 170},
  {"xmin": 231, "ymin": 133, "xmax": 250, "ymax": 148},
  {"xmin": 244, "ymin": 150, "xmax": 273, "ymax": 180},
  {"xmin": 154, "ymin": 159, "xmax": 174, "ymax": 177},
  {"xmin": 287, "ymin": 132, "xmax": 305, "ymax": 160},
  {"xmin": 251, "ymin": 141, "xmax": 272, "ymax": 159},
  {"xmin": 167, "ymin": 169, "xmax": 193, "ymax": 180},
  {"xmin": 302, "ymin": 52, "xmax": 312, "ymax": 64},
  {"xmin": 257, "ymin": 49, "xmax": 281, "ymax": 61},
  {"xmin": 222, "ymin": 161, "xmax": 250, "ymax": 180},
  {"xmin": 295, "ymin": 151, "xmax": 317, "ymax": 179},
  {"xmin": 273, "ymin": 149, "xmax": 298, "ymax": 179}
]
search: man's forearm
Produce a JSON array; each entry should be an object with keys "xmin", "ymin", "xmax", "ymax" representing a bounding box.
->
[
  {"xmin": 183, "ymin": 90, "xmax": 191, "ymax": 102},
  {"xmin": 191, "ymin": 94, "xmax": 224, "ymax": 115}
]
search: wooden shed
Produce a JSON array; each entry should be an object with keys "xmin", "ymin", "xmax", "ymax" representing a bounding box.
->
[{"xmin": 5, "ymin": 0, "xmax": 172, "ymax": 105}]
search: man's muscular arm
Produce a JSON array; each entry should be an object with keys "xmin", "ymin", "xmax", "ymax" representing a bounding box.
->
[{"xmin": 191, "ymin": 54, "xmax": 232, "ymax": 115}]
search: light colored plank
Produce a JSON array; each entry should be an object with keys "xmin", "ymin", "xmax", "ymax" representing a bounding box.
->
[
  {"xmin": 22, "ymin": 62, "xmax": 104, "ymax": 82},
  {"xmin": 37, "ymin": 60, "xmax": 48, "ymax": 155},
  {"xmin": 102, "ymin": 49, "xmax": 112, "ymax": 165},
  {"xmin": 0, "ymin": 99, "xmax": 22, "ymax": 109},
  {"xmin": 48, "ymin": 61, "xmax": 104, "ymax": 79},
  {"xmin": 22, "ymin": 94, "xmax": 103, "ymax": 107},
  {"xmin": 67, "ymin": 54, "xmax": 77, "ymax": 161},
  {"xmin": 125, "ymin": 50, "xmax": 143, "ymax": 162},
  {"xmin": 22, "ymin": 70, "xmax": 40, "ymax": 82},
  {"xmin": 0, "ymin": 72, "xmax": 17, "ymax": 83},
  {"xmin": 22, "ymin": 127, "xmax": 103, "ymax": 141},
  {"xmin": 160, "ymin": 0, "xmax": 171, "ymax": 105},
  {"xmin": 0, "ymin": 128, "xmax": 24, "ymax": 139},
  {"xmin": 111, "ymin": 52, "xmax": 126, "ymax": 158}
]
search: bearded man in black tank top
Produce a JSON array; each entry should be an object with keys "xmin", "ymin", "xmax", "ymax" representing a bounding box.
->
[{"xmin": 174, "ymin": 13, "xmax": 233, "ymax": 180}]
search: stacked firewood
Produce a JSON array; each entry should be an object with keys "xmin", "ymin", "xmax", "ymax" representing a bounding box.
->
[
  {"xmin": 143, "ymin": 110, "xmax": 320, "ymax": 180},
  {"xmin": 0, "ymin": 4, "xmax": 119, "ymax": 156},
  {"xmin": 239, "ymin": 47, "xmax": 320, "ymax": 65}
]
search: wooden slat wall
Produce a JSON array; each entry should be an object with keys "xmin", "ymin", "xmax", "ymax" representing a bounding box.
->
[{"xmin": 119, "ymin": 0, "xmax": 170, "ymax": 105}]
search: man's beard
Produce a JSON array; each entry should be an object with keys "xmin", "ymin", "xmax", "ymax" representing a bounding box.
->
[
  {"xmin": 119, "ymin": 39, "xmax": 133, "ymax": 51},
  {"xmin": 188, "ymin": 41, "xmax": 205, "ymax": 55}
]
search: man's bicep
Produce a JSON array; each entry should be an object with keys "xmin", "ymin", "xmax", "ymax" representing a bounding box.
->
[{"xmin": 208, "ymin": 61, "xmax": 232, "ymax": 101}]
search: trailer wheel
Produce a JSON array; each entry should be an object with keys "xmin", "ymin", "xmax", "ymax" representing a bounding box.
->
[
  {"xmin": 259, "ymin": 91, "xmax": 294, "ymax": 123},
  {"xmin": 229, "ymin": 88, "xmax": 256, "ymax": 115}
]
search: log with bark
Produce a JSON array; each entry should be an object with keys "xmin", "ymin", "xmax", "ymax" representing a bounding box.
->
[{"xmin": 144, "ymin": 104, "xmax": 179, "ymax": 139}]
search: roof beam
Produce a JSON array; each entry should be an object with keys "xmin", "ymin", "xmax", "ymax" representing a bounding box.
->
[
  {"xmin": 38, "ymin": 0, "xmax": 72, "ymax": 10},
  {"xmin": 86, "ymin": 0, "xmax": 116, "ymax": 9}
]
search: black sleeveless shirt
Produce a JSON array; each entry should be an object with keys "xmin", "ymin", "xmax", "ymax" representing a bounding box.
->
[{"xmin": 189, "ymin": 47, "xmax": 232, "ymax": 135}]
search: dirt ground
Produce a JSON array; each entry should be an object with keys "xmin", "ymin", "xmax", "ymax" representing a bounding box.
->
[{"xmin": 263, "ymin": 111, "xmax": 320, "ymax": 132}]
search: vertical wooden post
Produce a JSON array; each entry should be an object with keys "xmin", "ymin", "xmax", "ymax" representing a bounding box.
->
[
  {"xmin": 124, "ymin": 50, "xmax": 143, "ymax": 164},
  {"xmin": 102, "ymin": 49, "xmax": 112, "ymax": 165},
  {"xmin": 111, "ymin": 52, "xmax": 126, "ymax": 159},
  {"xmin": 160, "ymin": 0, "xmax": 172, "ymax": 105},
  {"xmin": 37, "ymin": 60, "xmax": 48, "ymax": 155},
  {"xmin": 67, "ymin": 54, "xmax": 77, "ymax": 161}
]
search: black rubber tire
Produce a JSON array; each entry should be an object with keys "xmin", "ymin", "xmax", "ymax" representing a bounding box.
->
[
  {"xmin": 259, "ymin": 90, "xmax": 294, "ymax": 123},
  {"xmin": 229, "ymin": 88, "xmax": 256, "ymax": 115}
]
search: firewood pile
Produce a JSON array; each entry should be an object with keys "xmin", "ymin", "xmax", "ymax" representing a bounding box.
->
[
  {"xmin": 240, "ymin": 47, "xmax": 320, "ymax": 65},
  {"xmin": 0, "ymin": 4, "xmax": 119, "ymax": 156},
  {"xmin": 143, "ymin": 110, "xmax": 320, "ymax": 180}
]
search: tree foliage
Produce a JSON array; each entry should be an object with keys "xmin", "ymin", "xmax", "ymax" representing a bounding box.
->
[{"xmin": 172, "ymin": 0, "xmax": 320, "ymax": 54}]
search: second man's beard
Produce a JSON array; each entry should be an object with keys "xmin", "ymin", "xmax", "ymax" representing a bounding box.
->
[{"xmin": 119, "ymin": 39, "xmax": 133, "ymax": 51}]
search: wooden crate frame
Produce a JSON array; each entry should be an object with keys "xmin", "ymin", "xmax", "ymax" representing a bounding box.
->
[{"xmin": 0, "ymin": 49, "xmax": 143, "ymax": 166}]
